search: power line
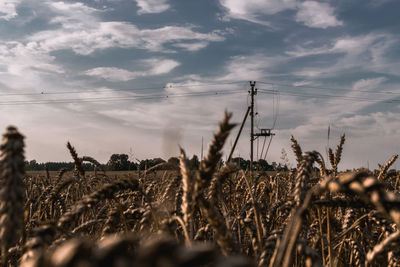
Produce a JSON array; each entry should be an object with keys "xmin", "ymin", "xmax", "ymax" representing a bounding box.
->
[
  {"xmin": 0, "ymin": 89, "xmax": 246, "ymax": 106},
  {"xmin": 271, "ymin": 89, "xmax": 280, "ymax": 130},
  {"xmin": 0, "ymin": 81, "xmax": 245, "ymax": 97},
  {"xmin": 258, "ymin": 81, "xmax": 400, "ymax": 96},
  {"xmin": 262, "ymin": 135, "xmax": 273, "ymax": 161},
  {"xmin": 258, "ymin": 89, "xmax": 400, "ymax": 104},
  {"xmin": 256, "ymin": 87, "xmax": 279, "ymax": 161},
  {"xmin": 2, "ymin": 80, "xmax": 399, "ymax": 106}
]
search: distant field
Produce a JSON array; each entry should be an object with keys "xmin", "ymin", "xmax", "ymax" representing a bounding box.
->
[
  {"xmin": 26, "ymin": 169, "xmax": 279, "ymax": 178},
  {"xmin": 26, "ymin": 170, "xmax": 172, "ymax": 178}
]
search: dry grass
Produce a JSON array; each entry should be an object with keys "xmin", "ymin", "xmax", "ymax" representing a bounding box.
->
[{"xmin": 0, "ymin": 114, "xmax": 399, "ymax": 266}]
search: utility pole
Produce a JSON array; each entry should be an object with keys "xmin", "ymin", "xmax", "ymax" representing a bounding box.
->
[
  {"xmin": 227, "ymin": 106, "xmax": 250, "ymax": 162},
  {"xmin": 249, "ymin": 81, "xmax": 257, "ymax": 175},
  {"xmin": 227, "ymin": 80, "xmax": 275, "ymax": 175}
]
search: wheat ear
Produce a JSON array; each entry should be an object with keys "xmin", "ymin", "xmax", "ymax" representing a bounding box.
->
[
  {"xmin": 66, "ymin": 141, "xmax": 85, "ymax": 177},
  {"xmin": 377, "ymin": 154, "xmax": 398, "ymax": 180},
  {"xmin": 290, "ymin": 135, "xmax": 303, "ymax": 168},
  {"xmin": 179, "ymin": 148, "xmax": 194, "ymax": 241}
]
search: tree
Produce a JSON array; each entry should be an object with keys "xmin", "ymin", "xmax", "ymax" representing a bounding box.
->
[
  {"xmin": 139, "ymin": 158, "xmax": 165, "ymax": 170},
  {"xmin": 26, "ymin": 160, "xmax": 38, "ymax": 170},
  {"xmin": 190, "ymin": 155, "xmax": 200, "ymax": 169},
  {"xmin": 271, "ymin": 161, "xmax": 278, "ymax": 170},
  {"xmin": 231, "ymin": 157, "xmax": 249, "ymax": 170},
  {"xmin": 167, "ymin": 157, "xmax": 180, "ymax": 166},
  {"xmin": 107, "ymin": 154, "xmax": 130, "ymax": 171},
  {"xmin": 257, "ymin": 159, "xmax": 273, "ymax": 171}
]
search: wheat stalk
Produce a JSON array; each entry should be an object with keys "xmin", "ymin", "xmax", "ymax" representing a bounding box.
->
[
  {"xmin": 378, "ymin": 154, "xmax": 398, "ymax": 180},
  {"xmin": 290, "ymin": 135, "xmax": 303, "ymax": 168},
  {"xmin": 179, "ymin": 148, "xmax": 194, "ymax": 241},
  {"xmin": 66, "ymin": 141, "xmax": 85, "ymax": 177},
  {"xmin": 58, "ymin": 177, "xmax": 139, "ymax": 230},
  {"xmin": 0, "ymin": 126, "xmax": 26, "ymax": 265}
]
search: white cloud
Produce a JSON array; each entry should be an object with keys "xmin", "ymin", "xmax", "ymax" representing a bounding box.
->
[
  {"xmin": 48, "ymin": 1, "xmax": 99, "ymax": 28},
  {"xmin": 0, "ymin": 0, "xmax": 22, "ymax": 20},
  {"xmin": 135, "ymin": 0, "xmax": 170, "ymax": 14},
  {"xmin": 218, "ymin": 54, "xmax": 287, "ymax": 81},
  {"xmin": 352, "ymin": 77, "xmax": 387, "ymax": 91},
  {"xmin": 0, "ymin": 41, "xmax": 64, "ymax": 76},
  {"xmin": 172, "ymin": 42, "xmax": 209, "ymax": 51},
  {"xmin": 143, "ymin": 58, "xmax": 180, "ymax": 75},
  {"xmin": 219, "ymin": 0, "xmax": 342, "ymax": 29},
  {"xmin": 332, "ymin": 35, "xmax": 380, "ymax": 54},
  {"xmin": 84, "ymin": 67, "xmax": 137, "ymax": 82},
  {"xmin": 21, "ymin": 1, "xmax": 225, "ymax": 55},
  {"xmin": 287, "ymin": 33, "xmax": 394, "ymax": 58},
  {"xmin": 96, "ymin": 81, "xmax": 249, "ymax": 149},
  {"xmin": 84, "ymin": 58, "xmax": 180, "ymax": 81},
  {"xmin": 292, "ymin": 81, "xmax": 313, "ymax": 87},
  {"xmin": 220, "ymin": 0, "xmax": 296, "ymax": 16},
  {"xmin": 295, "ymin": 1, "xmax": 343, "ymax": 29},
  {"xmin": 336, "ymin": 112, "xmax": 400, "ymax": 137},
  {"xmin": 285, "ymin": 45, "xmax": 330, "ymax": 57},
  {"xmin": 50, "ymin": 1, "xmax": 98, "ymax": 14},
  {"xmin": 285, "ymin": 33, "xmax": 398, "ymax": 78},
  {"xmin": 219, "ymin": 0, "xmax": 296, "ymax": 26},
  {"xmin": 30, "ymin": 21, "xmax": 225, "ymax": 55}
]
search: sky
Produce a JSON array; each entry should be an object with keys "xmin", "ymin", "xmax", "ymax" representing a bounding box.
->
[{"xmin": 0, "ymin": 0, "xmax": 399, "ymax": 170}]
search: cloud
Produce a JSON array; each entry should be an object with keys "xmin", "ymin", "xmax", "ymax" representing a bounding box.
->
[
  {"xmin": 295, "ymin": 1, "xmax": 343, "ymax": 29},
  {"xmin": 334, "ymin": 112, "xmax": 400, "ymax": 140},
  {"xmin": 135, "ymin": 0, "xmax": 170, "ymax": 14},
  {"xmin": 84, "ymin": 67, "xmax": 137, "ymax": 82},
  {"xmin": 0, "ymin": 41, "xmax": 64, "ymax": 77},
  {"xmin": 15, "ymin": 1, "xmax": 226, "ymax": 57},
  {"xmin": 287, "ymin": 33, "xmax": 395, "ymax": 57},
  {"xmin": 352, "ymin": 77, "xmax": 387, "ymax": 91},
  {"xmin": 50, "ymin": 1, "xmax": 98, "ymax": 14},
  {"xmin": 220, "ymin": 0, "xmax": 297, "ymax": 16},
  {"xmin": 219, "ymin": 0, "xmax": 296, "ymax": 26},
  {"xmin": 31, "ymin": 23, "xmax": 225, "ymax": 54},
  {"xmin": 172, "ymin": 42, "xmax": 209, "ymax": 51},
  {"xmin": 84, "ymin": 58, "xmax": 180, "ymax": 81},
  {"xmin": 0, "ymin": 0, "xmax": 22, "ymax": 20},
  {"xmin": 143, "ymin": 58, "xmax": 180, "ymax": 75},
  {"xmin": 93, "ymin": 85, "xmax": 248, "ymax": 160},
  {"xmin": 285, "ymin": 33, "xmax": 398, "ymax": 78},
  {"xmin": 97, "ymin": 82, "xmax": 248, "ymax": 132},
  {"xmin": 218, "ymin": 54, "xmax": 288, "ymax": 81},
  {"xmin": 48, "ymin": 1, "xmax": 99, "ymax": 28},
  {"xmin": 219, "ymin": 0, "xmax": 342, "ymax": 29}
]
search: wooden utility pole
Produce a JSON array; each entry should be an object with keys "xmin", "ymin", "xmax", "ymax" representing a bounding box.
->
[
  {"xmin": 227, "ymin": 106, "xmax": 250, "ymax": 162},
  {"xmin": 249, "ymin": 81, "xmax": 257, "ymax": 174}
]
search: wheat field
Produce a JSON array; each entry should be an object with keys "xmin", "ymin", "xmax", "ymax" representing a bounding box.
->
[{"xmin": 0, "ymin": 112, "xmax": 399, "ymax": 266}]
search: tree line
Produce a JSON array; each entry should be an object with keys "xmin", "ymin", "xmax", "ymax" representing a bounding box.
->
[{"xmin": 25, "ymin": 153, "xmax": 286, "ymax": 171}]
